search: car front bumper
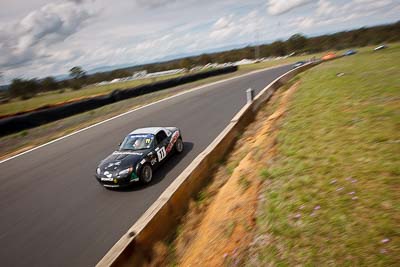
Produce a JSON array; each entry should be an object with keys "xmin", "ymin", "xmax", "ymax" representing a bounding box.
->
[{"xmin": 95, "ymin": 173, "xmax": 140, "ymax": 188}]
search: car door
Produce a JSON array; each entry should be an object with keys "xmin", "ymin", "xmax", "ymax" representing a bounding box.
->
[{"xmin": 154, "ymin": 130, "xmax": 169, "ymax": 164}]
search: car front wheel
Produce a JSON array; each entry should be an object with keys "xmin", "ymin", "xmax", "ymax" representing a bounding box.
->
[{"xmin": 140, "ymin": 164, "xmax": 153, "ymax": 184}]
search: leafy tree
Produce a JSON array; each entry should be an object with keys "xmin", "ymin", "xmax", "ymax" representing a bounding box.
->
[
  {"xmin": 69, "ymin": 66, "xmax": 86, "ymax": 79},
  {"xmin": 9, "ymin": 78, "xmax": 39, "ymax": 99},
  {"xmin": 287, "ymin": 33, "xmax": 307, "ymax": 52},
  {"xmin": 110, "ymin": 69, "xmax": 131, "ymax": 78},
  {"xmin": 179, "ymin": 58, "xmax": 193, "ymax": 69},
  {"xmin": 198, "ymin": 54, "xmax": 212, "ymax": 65},
  {"xmin": 68, "ymin": 66, "xmax": 86, "ymax": 90},
  {"xmin": 270, "ymin": 41, "xmax": 287, "ymax": 56},
  {"xmin": 69, "ymin": 79, "xmax": 83, "ymax": 90},
  {"xmin": 40, "ymin": 76, "xmax": 58, "ymax": 92}
]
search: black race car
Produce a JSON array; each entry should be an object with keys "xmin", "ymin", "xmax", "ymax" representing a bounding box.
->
[{"xmin": 95, "ymin": 127, "xmax": 183, "ymax": 188}]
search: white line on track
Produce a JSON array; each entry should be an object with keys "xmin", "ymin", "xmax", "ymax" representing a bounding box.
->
[{"xmin": 0, "ymin": 65, "xmax": 288, "ymax": 164}]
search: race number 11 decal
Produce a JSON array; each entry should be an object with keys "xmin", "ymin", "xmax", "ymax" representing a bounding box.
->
[{"xmin": 157, "ymin": 147, "xmax": 166, "ymax": 161}]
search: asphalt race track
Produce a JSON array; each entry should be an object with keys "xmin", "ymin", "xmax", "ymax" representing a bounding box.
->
[{"xmin": 0, "ymin": 65, "xmax": 292, "ymax": 266}]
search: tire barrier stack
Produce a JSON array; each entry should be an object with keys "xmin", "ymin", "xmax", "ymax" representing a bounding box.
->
[{"xmin": 0, "ymin": 66, "xmax": 238, "ymax": 137}]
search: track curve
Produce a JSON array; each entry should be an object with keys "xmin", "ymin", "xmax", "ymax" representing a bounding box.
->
[{"xmin": 0, "ymin": 65, "xmax": 291, "ymax": 266}]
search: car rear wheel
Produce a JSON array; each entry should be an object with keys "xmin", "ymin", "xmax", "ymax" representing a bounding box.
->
[
  {"xmin": 175, "ymin": 138, "xmax": 184, "ymax": 153},
  {"xmin": 140, "ymin": 164, "xmax": 153, "ymax": 184}
]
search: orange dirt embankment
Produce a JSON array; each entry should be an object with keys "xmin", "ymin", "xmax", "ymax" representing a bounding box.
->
[{"xmin": 177, "ymin": 82, "xmax": 299, "ymax": 266}]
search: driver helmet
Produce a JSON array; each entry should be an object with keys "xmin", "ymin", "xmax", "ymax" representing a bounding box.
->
[{"xmin": 133, "ymin": 138, "xmax": 142, "ymax": 148}]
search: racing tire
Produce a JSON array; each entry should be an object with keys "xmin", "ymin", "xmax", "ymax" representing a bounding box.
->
[
  {"xmin": 139, "ymin": 164, "xmax": 153, "ymax": 184},
  {"xmin": 175, "ymin": 138, "xmax": 184, "ymax": 153}
]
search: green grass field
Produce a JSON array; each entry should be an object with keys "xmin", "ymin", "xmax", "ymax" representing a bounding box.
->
[{"xmin": 249, "ymin": 44, "xmax": 399, "ymax": 265}]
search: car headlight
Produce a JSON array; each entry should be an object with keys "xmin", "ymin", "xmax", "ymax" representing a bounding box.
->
[
  {"xmin": 118, "ymin": 167, "xmax": 133, "ymax": 177},
  {"xmin": 96, "ymin": 167, "xmax": 101, "ymax": 175}
]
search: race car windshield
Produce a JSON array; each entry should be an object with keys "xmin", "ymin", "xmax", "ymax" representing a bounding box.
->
[{"xmin": 119, "ymin": 134, "xmax": 154, "ymax": 151}]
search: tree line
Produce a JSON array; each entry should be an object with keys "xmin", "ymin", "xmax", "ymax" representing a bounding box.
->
[{"xmin": 6, "ymin": 21, "xmax": 400, "ymax": 100}]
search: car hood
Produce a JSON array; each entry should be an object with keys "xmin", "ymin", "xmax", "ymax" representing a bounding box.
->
[{"xmin": 98, "ymin": 150, "xmax": 149, "ymax": 174}]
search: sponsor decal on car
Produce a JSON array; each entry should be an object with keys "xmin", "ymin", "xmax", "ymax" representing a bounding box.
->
[
  {"xmin": 157, "ymin": 146, "xmax": 167, "ymax": 161},
  {"xmin": 130, "ymin": 172, "xmax": 139, "ymax": 182},
  {"xmin": 166, "ymin": 131, "xmax": 180, "ymax": 153},
  {"xmin": 107, "ymin": 161, "xmax": 121, "ymax": 169}
]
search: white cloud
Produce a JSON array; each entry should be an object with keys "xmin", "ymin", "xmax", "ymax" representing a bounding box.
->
[
  {"xmin": 290, "ymin": 0, "xmax": 397, "ymax": 29},
  {"xmin": 267, "ymin": 0, "xmax": 313, "ymax": 15},
  {"xmin": 0, "ymin": 0, "xmax": 398, "ymax": 84},
  {"xmin": 290, "ymin": 17, "xmax": 315, "ymax": 29},
  {"xmin": 316, "ymin": 0, "xmax": 335, "ymax": 16},
  {"xmin": 134, "ymin": 0, "xmax": 177, "ymax": 9},
  {"xmin": 209, "ymin": 11, "xmax": 263, "ymax": 42},
  {"xmin": 209, "ymin": 15, "xmax": 239, "ymax": 41},
  {"xmin": 0, "ymin": 2, "xmax": 93, "ymax": 69}
]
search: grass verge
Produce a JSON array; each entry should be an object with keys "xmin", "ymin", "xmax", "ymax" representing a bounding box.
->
[{"xmin": 247, "ymin": 42, "xmax": 399, "ymax": 266}]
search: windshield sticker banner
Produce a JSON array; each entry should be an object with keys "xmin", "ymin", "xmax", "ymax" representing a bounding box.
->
[
  {"xmin": 129, "ymin": 134, "xmax": 152, "ymax": 138},
  {"xmin": 113, "ymin": 151, "xmax": 143, "ymax": 155}
]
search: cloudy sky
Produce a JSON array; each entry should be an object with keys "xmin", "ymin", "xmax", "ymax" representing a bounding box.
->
[{"xmin": 0, "ymin": 0, "xmax": 399, "ymax": 84}]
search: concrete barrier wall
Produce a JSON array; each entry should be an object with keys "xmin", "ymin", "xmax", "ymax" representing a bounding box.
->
[
  {"xmin": 97, "ymin": 62, "xmax": 321, "ymax": 267},
  {"xmin": 0, "ymin": 66, "xmax": 238, "ymax": 137}
]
